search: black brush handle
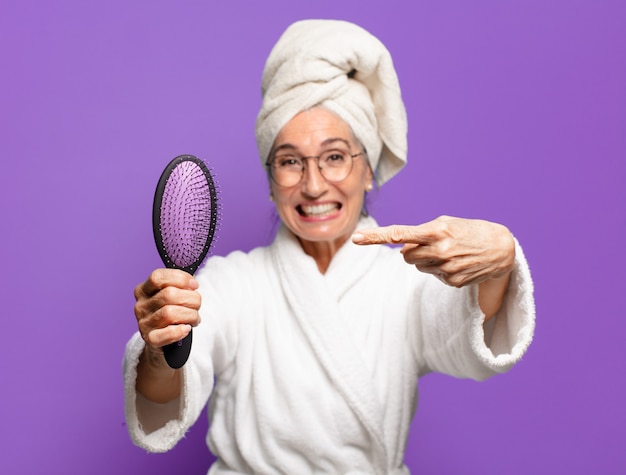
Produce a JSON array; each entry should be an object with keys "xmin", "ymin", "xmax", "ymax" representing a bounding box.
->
[
  {"xmin": 163, "ymin": 330, "xmax": 193, "ymax": 369},
  {"xmin": 162, "ymin": 264, "xmax": 195, "ymax": 369},
  {"xmin": 162, "ymin": 264, "xmax": 196, "ymax": 369}
]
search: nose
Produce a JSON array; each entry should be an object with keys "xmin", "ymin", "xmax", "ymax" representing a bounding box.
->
[{"xmin": 300, "ymin": 158, "xmax": 328, "ymax": 198}]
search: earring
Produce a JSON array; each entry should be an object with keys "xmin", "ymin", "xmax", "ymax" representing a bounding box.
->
[
  {"xmin": 269, "ymin": 194, "xmax": 274, "ymax": 202},
  {"xmin": 365, "ymin": 183, "xmax": 373, "ymax": 193}
]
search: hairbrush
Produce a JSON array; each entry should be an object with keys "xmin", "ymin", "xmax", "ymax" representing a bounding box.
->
[{"xmin": 152, "ymin": 154, "xmax": 219, "ymax": 369}]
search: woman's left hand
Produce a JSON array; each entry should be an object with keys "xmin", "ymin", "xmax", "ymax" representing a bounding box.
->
[{"xmin": 352, "ymin": 215, "xmax": 515, "ymax": 288}]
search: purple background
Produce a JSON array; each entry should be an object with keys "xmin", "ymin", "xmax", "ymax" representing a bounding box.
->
[{"xmin": 1, "ymin": 1, "xmax": 624, "ymax": 473}]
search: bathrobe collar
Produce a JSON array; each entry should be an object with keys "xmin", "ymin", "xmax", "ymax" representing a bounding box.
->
[{"xmin": 271, "ymin": 215, "xmax": 389, "ymax": 469}]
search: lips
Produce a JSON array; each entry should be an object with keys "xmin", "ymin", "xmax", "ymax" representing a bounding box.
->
[{"xmin": 297, "ymin": 202, "xmax": 341, "ymax": 217}]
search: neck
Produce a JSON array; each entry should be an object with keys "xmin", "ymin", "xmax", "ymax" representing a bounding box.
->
[{"xmin": 298, "ymin": 235, "xmax": 348, "ymax": 274}]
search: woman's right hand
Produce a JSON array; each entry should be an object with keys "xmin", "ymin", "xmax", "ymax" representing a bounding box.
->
[
  {"xmin": 133, "ymin": 268, "xmax": 202, "ymax": 351},
  {"xmin": 133, "ymin": 269, "xmax": 201, "ymax": 402}
]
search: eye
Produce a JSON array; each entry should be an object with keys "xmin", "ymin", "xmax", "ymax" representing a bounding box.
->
[
  {"xmin": 274, "ymin": 155, "xmax": 302, "ymax": 168},
  {"xmin": 322, "ymin": 151, "xmax": 347, "ymax": 166}
]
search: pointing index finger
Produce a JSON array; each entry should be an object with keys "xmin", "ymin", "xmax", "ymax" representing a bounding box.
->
[{"xmin": 352, "ymin": 224, "xmax": 433, "ymax": 246}]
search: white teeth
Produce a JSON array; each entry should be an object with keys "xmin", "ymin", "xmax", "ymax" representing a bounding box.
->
[{"xmin": 300, "ymin": 203, "xmax": 338, "ymax": 216}]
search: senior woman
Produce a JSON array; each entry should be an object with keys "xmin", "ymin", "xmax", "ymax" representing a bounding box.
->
[{"xmin": 124, "ymin": 20, "xmax": 535, "ymax": 475}]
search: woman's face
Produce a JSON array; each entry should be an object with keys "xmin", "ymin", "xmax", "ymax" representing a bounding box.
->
[{"xmin": 269, "ymin": 108, "xmax": 373, "ymax": 251}]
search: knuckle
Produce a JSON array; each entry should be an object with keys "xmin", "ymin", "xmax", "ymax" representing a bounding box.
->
[
  {"xmin": 447, "ymin": 274, "xmax": 465, "ymax": 288},
  {"xmin": 402, "ymin": 252, "xmax": 414, "ymax": 265},
  {"xmin": 133, "ymin": 301, "xmax": 146, "ymax": 321},
  {"xmin": 136, "ymin": 309, "xmax": 156, "ymax": 333},
  {"xmin": 160, "ymin": 286, "xmax": 178, "ymax": 304},
  {"xmin": 133, "ymin": 283, "xmax": 143, "ymax": 301},
  {"xmin": 146, "ymin": 330, "xmax": 163, "ymax": 347},
  {"xmin": 388, "ymin": 225, "xmax": 404, "ymax": 244},
  {"xmin": 438, "ymin": 261, "xmax": 455, "ymax": 275},
  {"xmin": 436, "ymin": 240, "xmax": 453, "ymax": 258},
  {"xmin": 435, "ymin": 218, "xmax": 450, "ymax": 234},
  {"xmin": 177, "ymin": 324, "xmax": 192, "ymax": 339},
  {"xmin": 149, "ymin": 268, "xmax": 166, "ymax": 286},
  {"xmin": 159, "ymin": 305, "xmax": 178, "ymax": 323}
]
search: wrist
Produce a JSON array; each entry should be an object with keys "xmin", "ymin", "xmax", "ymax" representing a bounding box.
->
[
  {"xmin": 140, "ymin": 345, "xmax": 176, "ymax": 372},
  {"xmin": 478, "ymin": 270, "xmax": 512, "ymax": 321}
]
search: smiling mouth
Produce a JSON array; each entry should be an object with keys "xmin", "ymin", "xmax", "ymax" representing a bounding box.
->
[{"xmin": 297, "ymin": 203, "xmax": 341, "ymax": 217}]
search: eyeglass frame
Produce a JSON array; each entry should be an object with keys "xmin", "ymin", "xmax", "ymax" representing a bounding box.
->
[{"xmin": 265, "ymin": 149, "xmax": 366, "ymax": 188}]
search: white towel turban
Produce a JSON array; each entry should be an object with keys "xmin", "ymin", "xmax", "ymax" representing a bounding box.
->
[{"xmin": 255, "ymin": 19, "xmax": 408, "ymax": 186}]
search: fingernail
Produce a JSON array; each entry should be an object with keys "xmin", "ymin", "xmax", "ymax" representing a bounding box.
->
[
  {"xmin": 351, "ymin": 233, "xmax": 364, "ymax": 244},
  {"xmin": 189, "ymin": 278, "xmax": 199, "ymax": 289}
]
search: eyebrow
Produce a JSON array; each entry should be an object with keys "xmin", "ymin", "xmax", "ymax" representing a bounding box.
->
[{"xmin": 272, "ymin": 137, "xmax": 352, "ymax": 155}]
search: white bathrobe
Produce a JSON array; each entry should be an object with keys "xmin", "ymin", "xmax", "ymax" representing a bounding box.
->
[{"xmin": 123, "ymin": 216, "xmax": 535, "ymax": 475}]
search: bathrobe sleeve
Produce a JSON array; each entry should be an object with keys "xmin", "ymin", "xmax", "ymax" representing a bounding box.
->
[
  {"xmin": 122, "ymin": 254, "xmax": 242, "ymax": 453},
  {"xmin": 122, "ymin": 333, "xmax": 212, "ymax": 452},
  {"xmin": 414, "ymin": 237, "xmax": 535, "ymax": 380}
]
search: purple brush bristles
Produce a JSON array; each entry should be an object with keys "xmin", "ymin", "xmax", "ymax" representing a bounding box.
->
[
  {"xmin": 154, "ymin": 155, "xmax": 219, "ymax": 276},
  {"xmin": 160, "ymin": 160, "xmax": 215, "ymax": 269}
]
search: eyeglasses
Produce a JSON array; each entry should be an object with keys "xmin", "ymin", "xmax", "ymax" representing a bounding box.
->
[{"xmin": 266, "ymin": 149, "xmax": 365, "ymax": 188}]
